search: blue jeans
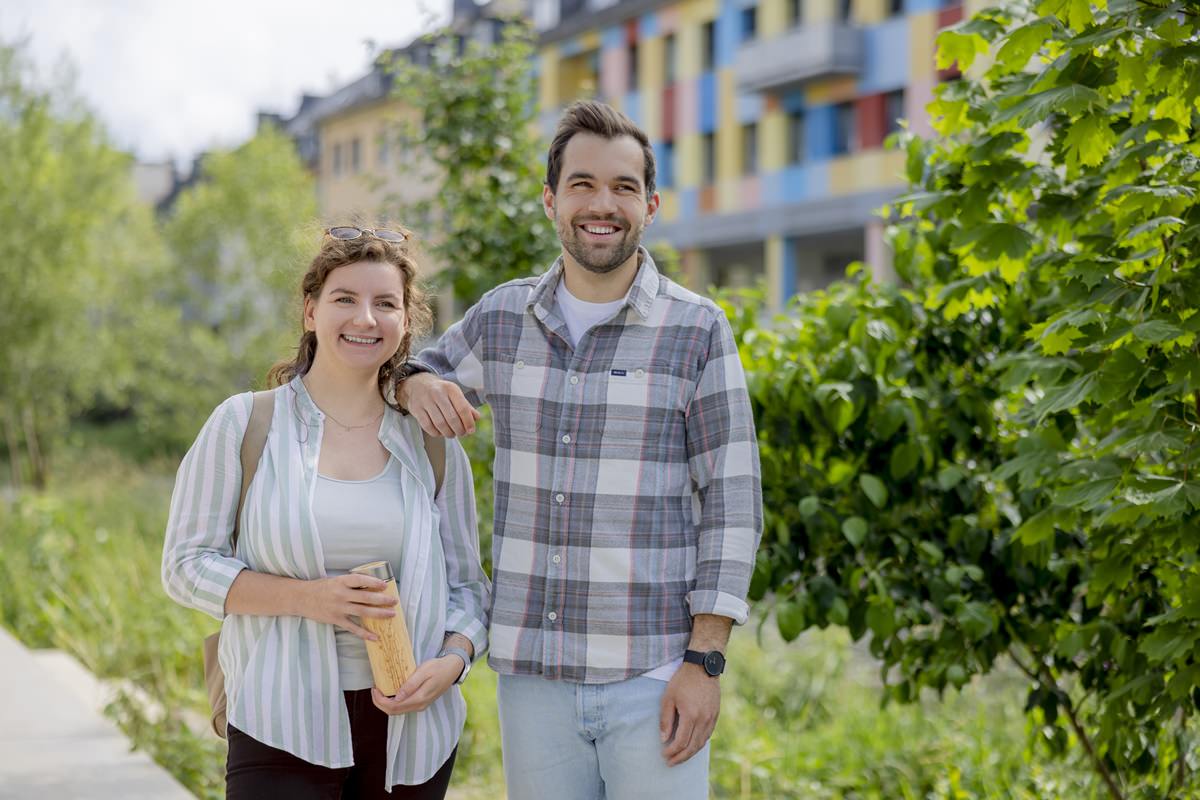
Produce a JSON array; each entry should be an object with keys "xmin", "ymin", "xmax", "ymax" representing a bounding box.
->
[{"xmin": 496, "ymin": 673, "xmax": 710, "ymax": 800}]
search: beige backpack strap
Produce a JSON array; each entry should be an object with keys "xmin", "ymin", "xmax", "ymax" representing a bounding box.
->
[
  {"xmin": 422, "ymin": 431, "xmax": 446, "ymax": 498},
  {"xmin": 233, "ymin": 389, "xmax": 275, "ymax": 551}
]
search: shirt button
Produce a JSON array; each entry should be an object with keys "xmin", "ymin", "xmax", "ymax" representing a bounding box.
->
[
  {"xmin": 552, "ymin": 554, "xmax": 561, "ymax": 564},
  {"xmin": 561, "ymin": 434, "xmax": 571, "ymax": 444},
  {"xmin": 555, "ymin": 493, "xmax": 565, "ymax": 504},
  {"xmin": 569, "ymin": 375, "xmax": 579, "ymax": 385},
  {"xmin": 547, "ymin": 611, "xmax": 558, "ymax": 622},
  {"xmin": 635, "ymin": 368, "xmax": 645, "ymax": 378},
  {"xmin": 516, "ymin": 360, "xmax": 525, "ymax": 369}
]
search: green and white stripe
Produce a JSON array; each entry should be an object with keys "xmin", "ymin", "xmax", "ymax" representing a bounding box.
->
[{"xmin": 163, "ymin": 377, "xmax": 489, "ymax": 789}]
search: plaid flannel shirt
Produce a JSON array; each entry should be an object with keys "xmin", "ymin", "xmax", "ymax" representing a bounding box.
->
[{"xmin": 413, "ymin": 248, "xmax": 762, "ymax": 683}]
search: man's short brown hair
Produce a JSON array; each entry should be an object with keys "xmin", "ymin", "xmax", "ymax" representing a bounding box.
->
[{"xmin": 545, "ymin": 100, "xmax": 657, "ymax": 198}]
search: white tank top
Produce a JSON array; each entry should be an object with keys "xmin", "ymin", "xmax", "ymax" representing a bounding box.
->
[{"xmin": 312, "ymin": 457, "xmax": 406, "ymax": 691}]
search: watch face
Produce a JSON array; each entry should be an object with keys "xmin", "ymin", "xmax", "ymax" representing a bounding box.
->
[{"xmin": 703, "ymin": 651, "xmax": 726, "ymax": 676}]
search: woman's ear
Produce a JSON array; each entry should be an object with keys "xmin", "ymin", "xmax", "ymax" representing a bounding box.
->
[{"xmin": 303, "ymin": 295, "xmax": 317, "ymax": 332}]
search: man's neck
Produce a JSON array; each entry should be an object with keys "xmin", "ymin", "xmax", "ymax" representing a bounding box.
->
[{"xmin": 560, "ymin": 249, "xmax": 641, "ymax": 303}]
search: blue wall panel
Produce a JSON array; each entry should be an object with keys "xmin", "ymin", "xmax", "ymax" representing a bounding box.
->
[
  {"xmin": 905, "ymin": 0, "xmax": 951, "ymax": 12},
  {"xmin": 859, "ymin": 18, "xmax": 910, "ymax": 94},
  {"xmin": 781, "ymin": 89, "xmax": 805, "ymax": 114},
  {"xmin": 678, "ymin": 187, "xmax": 699, "ymax": 219},
  {"xmin": 560, "ymin": 36, "xmax": 583, "ymax": 57},
  {"xmin": 699, "ymin": 72, "xmax": 717, "ymax": 133},
  {"xmin": 638, "ymin": 12, "xmax": 659, "ymax": 39},
  {"xmin": 762, "ymin": 170, "xmax": 784, "ymax": 205},
  {"xmin": 736, "ymin": 91, "xmax": 763, "ymax": 124},
  {"xmin": 783, "ymin": 236, "xmax": 798, "ymax": 300},
  {"xmin": 804, "ymin": 105, "xmax": 835, "ymax": 161},
  {"xmin": 602, "ymin": 25, "xmax": 624, "ymax": 51},
  {"xmin": 716, "ymin": 0, "xmax": 741, "ymax": 68},
  {"xmin": 624, "ymin": 90, "xmax": 642, "ymax": 127}
]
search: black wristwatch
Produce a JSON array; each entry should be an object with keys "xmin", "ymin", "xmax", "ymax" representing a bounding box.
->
[{"xmin": 683, "ymin": 649, "xmax": 726, "ymax": 677}]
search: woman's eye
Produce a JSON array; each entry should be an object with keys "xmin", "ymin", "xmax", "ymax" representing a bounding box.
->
[{"xmin": 336, "ymin": 297, "xmax": 354, "ymax": 304}]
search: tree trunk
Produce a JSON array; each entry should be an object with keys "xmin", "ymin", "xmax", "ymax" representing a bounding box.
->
[
  {"xmin": 22, "ymin": 406, "xmax": 46, "ymax": 490},
  {"xmin": 3, "ymin": 407, "xmax": 21, "ymax": 491}
]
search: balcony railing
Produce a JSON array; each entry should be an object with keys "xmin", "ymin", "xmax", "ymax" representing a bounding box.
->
[{"xmin": 733, "ymin": 23, "xmax": 863, "ymax": 94}]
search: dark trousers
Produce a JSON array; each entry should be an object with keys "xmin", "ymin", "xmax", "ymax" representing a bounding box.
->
[{"xmin": 226, "ymin": 689, "xmax": 457, "ymax": 799}]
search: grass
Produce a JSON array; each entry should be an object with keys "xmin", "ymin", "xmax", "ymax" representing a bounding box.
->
[{"xmin": 0, "ymin": 429, "xmax": 1104, "ymax": 799}]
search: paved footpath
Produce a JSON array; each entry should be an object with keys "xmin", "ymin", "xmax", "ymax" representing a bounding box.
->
[{"xmin": 0, "ymin": 626, "xmax": 194, "ymax": 799}]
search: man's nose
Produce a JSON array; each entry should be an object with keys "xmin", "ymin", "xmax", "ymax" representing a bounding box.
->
[{"xmin": 586, "ymin": 186, "xmax": 618, "ymax": 214}]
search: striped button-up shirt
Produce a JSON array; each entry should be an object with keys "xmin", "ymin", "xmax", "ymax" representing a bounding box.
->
[
  {"xmin": 162, "ymin": 378, "xmax": 490, "ymax": 788},
  {"xmin": 413, "ymin": 249, "xmax": 762, "ymax": 684}
]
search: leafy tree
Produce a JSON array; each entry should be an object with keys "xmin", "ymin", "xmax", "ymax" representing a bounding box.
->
[
  {"xmin": 737, "ymin": 0, "xmax": 1200, "ymax": 797},
  {"xmin": 387, "ymin": 18, "xmax": 558, "ymax": 309},
  {"xmin": 0, "ymin": 39, "xmax": 169, "ymax": 486}
]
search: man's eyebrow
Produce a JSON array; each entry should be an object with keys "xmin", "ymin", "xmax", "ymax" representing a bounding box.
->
[
  {"xmin": 613, "ymin": 174, "xmax": 642, "ymax": 186},
  {"xmin": 564, "ymin": 171, "xmax": 596, "ymax": 183}
]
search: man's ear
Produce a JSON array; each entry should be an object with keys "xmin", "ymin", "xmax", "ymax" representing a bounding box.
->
[
  {"xmin": 542, "ymin": 184, "xmax": 556, "ymax": 221},
  {"xmin": 644, "ymin": 191, "xmax": 661, "ymax": 226}
]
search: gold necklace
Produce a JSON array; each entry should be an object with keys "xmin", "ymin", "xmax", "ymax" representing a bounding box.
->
[{"xmin": 323, "ymin": 407, "xmax": 384, "ymax": 431}]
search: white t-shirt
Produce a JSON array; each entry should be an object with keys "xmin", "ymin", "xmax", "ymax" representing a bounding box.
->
[
  {"xmin": 555, "ymin": 279, "xmax": 684, "ymax": 682},
  {"xmin": 554, "ymin": 279, "xmax": 626, "ymax": 348}
]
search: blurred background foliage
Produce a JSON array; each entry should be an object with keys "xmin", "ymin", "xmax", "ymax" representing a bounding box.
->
[{"xmin": 4, "ymin": 0, "xmax": 1200, "ymax": 797}]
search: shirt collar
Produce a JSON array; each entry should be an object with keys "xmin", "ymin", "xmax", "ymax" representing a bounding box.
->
[{"xmin": 527, "ymin": 246, "xmax": 661, "ymax": 322}]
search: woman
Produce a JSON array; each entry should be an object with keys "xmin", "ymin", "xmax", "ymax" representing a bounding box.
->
[{"xmin": 162, "ymin": 226, "xmax": 489, "ymax": 799}]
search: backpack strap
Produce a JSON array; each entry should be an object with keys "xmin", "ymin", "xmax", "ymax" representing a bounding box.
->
[
  {"xmin": 422, "ymin": 431, "xmax": 446, "ymax": 498},
  {"xmin": 233, "ymin": 390, "xmax": 275, "ymax": 552}
]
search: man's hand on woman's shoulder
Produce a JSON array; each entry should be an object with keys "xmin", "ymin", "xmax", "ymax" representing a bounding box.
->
[{"xmin": 398, "ymin": 372, "xmax": 480, "ymax": 438}]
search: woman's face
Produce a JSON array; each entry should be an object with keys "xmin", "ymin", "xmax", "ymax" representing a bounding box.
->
[{"xmin": 303, "ymin": 260, "xmax": 408, "ymax": 376}]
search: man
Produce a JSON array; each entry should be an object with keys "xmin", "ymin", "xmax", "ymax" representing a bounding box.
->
[{"xmin": 399, "ymin": 100, "xmax": 762, "ymax": 798}]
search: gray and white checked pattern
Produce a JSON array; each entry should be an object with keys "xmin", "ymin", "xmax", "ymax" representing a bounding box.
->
[
  {"xmin": 413, "ymin": 248, "xmax": 763, "ymax": 684},
  {"xmin": 162, "ymin": 378, "xmax": 490, "ymax": 788}
]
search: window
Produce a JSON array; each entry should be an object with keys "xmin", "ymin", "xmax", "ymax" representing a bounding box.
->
[
  {"xmin": 741, "ymin": 123, "xmax": 758, "ymax": 175},
  {"xmin": 888, "ymin": 0, "xmax": 904, "ymax": 15},
  {"xmin": 788, "ymin": 110, "xmax": 806, "ymax": 164},
  {"xmin": 884, "ymin": 90, "xmax": 905, "ymax": 137},
  {"xmin": 332, "ymin": 142, "xmax": 343, "ymax": 177},
  {"xmin": 741, "ymin": 5, "xmax": 758, "ymax": 42},
  {"xmin": 660, "ymin": 140, "xmax": 676, "ymax": 188},
  {"xmin": 833, "ymin": 102, "xmax": 857, "ymax": 155},
  {"xmin": 838, "ymin": 0, "xmax": 853, "ymax": 22},
  {"xmin": 663, "ymin": 34, "xmax": 677, "ymax": 83},
  {"xmin": 628, "ymin": 41, "xmax": 638, "ymax": 91},
  {"xmin": 702, "ymin": 21, "xmax": 716, "ymax": 71},
  {"xmin": 351, "ymin": 138, "xmax": 362, "ymax": 173},
  {"xmin": 702, "ymin": 132, "xmax": 716, "ymax": 184},
  {"xmin": 789, "ymin": 0, "xmax": 804, "ymax": 27}
]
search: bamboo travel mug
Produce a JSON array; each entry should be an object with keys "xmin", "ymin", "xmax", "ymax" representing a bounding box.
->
[{"xmin": 349, "ymin": 560, "xmax": 416, "ymax": 696}]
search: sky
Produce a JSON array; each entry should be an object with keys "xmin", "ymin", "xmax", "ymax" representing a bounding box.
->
[{"xmin": 0, "ymin": 0, "xmax": 453, "ymax": 167}]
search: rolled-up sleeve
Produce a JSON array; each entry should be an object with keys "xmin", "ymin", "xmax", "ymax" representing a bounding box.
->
[
  {"xmin": 161, "ymin": 393, "xmax": 251, "ymax": 620},
  {"xmin": 437, "ymin": 437, "xmax": 491, "ymax": 658},
  {"xmin": 684, "ymin": 309, "xmax": 763, "ymax": 625},
  {"xmin": 410, "ymin": 299, "xmax": 488, "ymax": 408}
]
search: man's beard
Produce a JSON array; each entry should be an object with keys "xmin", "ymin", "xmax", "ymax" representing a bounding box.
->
[{"xmin": 556, "ymin": 213, "xmax": 644, "ymax": 274}]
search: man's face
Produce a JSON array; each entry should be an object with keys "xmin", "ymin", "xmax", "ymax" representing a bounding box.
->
[{"xmin": 543, "ymin": 132, "xmax": 660, "ymax": 275}]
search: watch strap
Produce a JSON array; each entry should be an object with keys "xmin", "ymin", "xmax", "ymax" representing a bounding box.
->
[{"xmin": 438, "ymin": 645, "xmax": 472, "ymax": 684}]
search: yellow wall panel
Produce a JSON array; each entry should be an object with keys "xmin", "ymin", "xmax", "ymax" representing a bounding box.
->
[
  {"xmin": 680, "ymin": 0, "xmax": 718, "ymax": 24},
  {"xmin": 578, "ymin": 30, "xmax": 600, "ymax": 51},
  {"xmin": 766, "ymin": 235, "xmax": 784, "ymax": 311},
  {"xmin": 760, "ymin": 0, "xmax": 788, "ymax": 36},
  {"xmin": 539, "ymin": 47, "xmax": 559, "ymax": 108},
  {"xmin": 717, "ymin": 69, "xmax": 738, "ymax": 181},
  {"xmin": 808, "ymin": 0, "xmax": 835, "ymax": 24},
  {"xmin": 641, "ymin": 35, "xmax": 664, "ymax": 93},
  {"xmin": 717, "ymin": 177, "xmax": 739, "ymax": 212},
  {"xmin": 827, "ymin": 149, "xmax": 907, "ymax": 195},
  {"xmin": 909, "ymin": 12, "xmax": 937, "ymax": 82},
  {"xmin": 678, "ymin": 18, "xmax": 701, "ymax": 80},
  {"xmin": 806, "ymin": 75, "xmax": 858, "ymax": 105},
  {"xmin": 657, "ymin": 188, "xmax": 679, "ymax": 222},
  {"xmin": 857, "ymin": 0, "xmax": 886, "ymax": 24},
  {"xmin": 677, "ymin": 132, "xmax": 701, "ymax": 187},
  {"xmin": 760, "ymin": 109, "xmax": 787, "ymax": 171}
]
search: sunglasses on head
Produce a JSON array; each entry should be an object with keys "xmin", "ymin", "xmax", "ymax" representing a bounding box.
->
[{"xmin": 325, "ymin": 226, "xmax": 407, "ymax": 243}]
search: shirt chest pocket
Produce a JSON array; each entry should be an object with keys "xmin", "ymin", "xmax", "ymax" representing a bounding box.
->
[
  {"xmin": 502, "ymin": 352, "xmax": 549, "ymax": 433},
  {"xmin": 602, "ymin": 367, "xmax": 689, "ymax": 445}
]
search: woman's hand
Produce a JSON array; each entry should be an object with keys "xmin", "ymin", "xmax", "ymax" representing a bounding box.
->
[
  {"xmin": 370, "ymin": 655, "xmax": 464, "ymax": 715},
  {"xmin": 296, "ymin": 573, "xmax": 398, "ymax": 641}
]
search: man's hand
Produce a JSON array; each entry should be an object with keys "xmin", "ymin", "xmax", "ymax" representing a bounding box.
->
[
  {"xmin": 397, "ymin": 372, "xmax": 480, "ymax": 437},
  {"xmin": 659, "ymin": 663, "xmax": 721, "ymax": 767}
]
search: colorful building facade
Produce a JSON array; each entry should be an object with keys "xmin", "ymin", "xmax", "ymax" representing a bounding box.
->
[{"xmin": 532, "ymin": 0, "xmax": 979, "ymax": 308}]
